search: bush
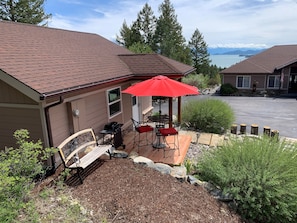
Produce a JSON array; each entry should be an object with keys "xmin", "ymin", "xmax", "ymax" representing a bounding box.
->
[
  {"xmin": 181, "ymin": 98, "xmax": 234, "ymax": 134},
  {"xmin": 182, "ymin": 73, "xmax": 209, "ymax": 90},
  {"xmin": 196, "ymin": 136, "xmax": 297, "ymax": 223},
  {"xmin": 0, "ymin": 129, "xmax": 55, "ymax": 222},
  {"xmin": 207, "ymin": 73, "xmax": 221, "ymax": 86},
  {"xmin": 220, "ymin": 83, "xmax": 238, "ymax": 96}
]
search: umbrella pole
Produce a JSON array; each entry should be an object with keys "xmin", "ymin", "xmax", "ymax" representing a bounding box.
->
[
  {"xmin": 158, "ymin": 99, "xmax": 162, "ymax": 125},
  {"xmin": 169, "ymin": 98, "xmax": 173, "ymax": 128},
  {"xmin": 159, "ymin": 99, "xmax": 162, "ymax": 116}
]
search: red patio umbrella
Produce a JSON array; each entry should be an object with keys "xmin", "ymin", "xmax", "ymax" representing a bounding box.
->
[
  {"xmin": 122, "ymin": 75, "xmax": 199, "ymax": 126},
  {"xmin": 122, "ymin": 75, "xmax": 199, "ymax": 97}
]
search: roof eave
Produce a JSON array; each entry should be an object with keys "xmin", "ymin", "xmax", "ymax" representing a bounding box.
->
[
  {"xmin": 40, "ymin": 75, "xmax": 133, "ymax": 100},
  {"xmin": 275, "ymin": 58, "xmax": 297, "ymax": 70}
]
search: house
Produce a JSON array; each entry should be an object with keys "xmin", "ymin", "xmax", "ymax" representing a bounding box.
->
[
  {"xmin": 0, "ymin": 21, "xmax": 194, "ymax": 169},
  {"xmin": 220, "ymin": 45, "xmax": 297, "ymax": 95}
]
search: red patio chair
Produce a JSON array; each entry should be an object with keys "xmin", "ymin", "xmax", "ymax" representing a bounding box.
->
[
  {"xmin": 131, "ymin": 118, "xmax": 154, "ymax": 150},
  {"xmin": 158, "ymin": 127, "xmax": 180, "ymax": 157}
]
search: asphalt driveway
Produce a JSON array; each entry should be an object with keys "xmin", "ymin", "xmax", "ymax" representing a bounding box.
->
[{"xmin": 153, "ymin": 95, "xmax": 297, "ymax": 139}]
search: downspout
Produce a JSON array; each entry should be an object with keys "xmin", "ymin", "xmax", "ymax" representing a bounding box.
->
[{"xmin": 43, "ymin": 96, "xmax": 64, "ymax": 175}]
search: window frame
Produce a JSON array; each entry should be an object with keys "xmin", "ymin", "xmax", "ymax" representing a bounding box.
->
[
  {"xmin": 106, "ymin": 87, "xmax": 122, "ymax": 118},
  {"xmin": 236, "ymin": 75, "xmax": 251, "ymax": 89},
  {"xmin": 267, "ymin": 75, "xmax": 280, "ymax": 89}
]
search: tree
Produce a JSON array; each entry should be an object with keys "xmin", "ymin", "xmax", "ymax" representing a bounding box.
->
[
  {"xmin": 0, "ymin": 0, "xmax": 51, "ymax": 25},
  {"xmin": 134, "ymin": 3, "xmax": 156, "ymax": 50},
  {"xmin": 188, "ymin": 28, "xmax": 211, "ymax": 74},
  {"xmin": 116, "ymin": 20, "xmax": 142, "ymax": 48},
  {"xmin": 128, "ymin": 42, "xmax": 154, "ymax": 53},
  {"xmin": 153, "ymin": 0, "xmax": 191, "ymax": 64}
]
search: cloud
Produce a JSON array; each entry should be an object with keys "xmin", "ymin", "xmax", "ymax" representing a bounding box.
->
[{"xmin": 46, "ymin": 0, "xmax": 297, "ymax": 48}]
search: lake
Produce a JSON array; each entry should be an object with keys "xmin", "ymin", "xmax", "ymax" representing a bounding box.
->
[{"xmin": 210, "ymin": 54, "xmax": 246, "ymax": 68}]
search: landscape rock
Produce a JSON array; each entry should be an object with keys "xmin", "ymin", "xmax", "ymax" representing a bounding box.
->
[
  {"xmin": 133, "ymin": 156, "xmax": 154, "ymax": 167},
  {"xmin": 170, "ymin": 165, "xmax": 187, "ymax": 182},
  {"xmin": 128, "ymin": 151, "xmax": 138, "ymax": 159},
  {"xmin": 151, "ymin": 163, "xmax": 173, "ymax": 175},
  {"xmin": 187, "ymin": 175, "xmax": 204, "ymax": 186},
  {"xmin": 112, "ymin": 150, "xmax": 128, "ymax": 158}
]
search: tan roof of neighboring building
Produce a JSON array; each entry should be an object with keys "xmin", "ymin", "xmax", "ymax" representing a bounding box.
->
[
  {"xmin": 0, "ymin": 21, "xmax": 194, "ymax": 99},
  {"xmin": 221, "ymin": 45, "xmax": 297, "ymax": 74}
]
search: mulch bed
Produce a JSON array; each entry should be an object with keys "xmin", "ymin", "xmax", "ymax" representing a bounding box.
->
[{"xmin": 71, "ymin": 158, "xmax": 244, "ymax": 223}]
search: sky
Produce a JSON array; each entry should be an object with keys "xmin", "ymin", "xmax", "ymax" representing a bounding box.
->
[{"xmin": 44, "ymin": 0, "xmax": 297, "ymax": 49}]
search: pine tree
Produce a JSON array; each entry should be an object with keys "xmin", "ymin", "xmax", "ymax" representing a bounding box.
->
[
  {"xmin": 0, "ymin": 0, "xmax": 51, "ymax": 25},
  {"xmin": 116, "ymin": 20, "xmax": 142, "ymax": 48},
  {"xmin": 134, "ymin": 3, "xmax": 156, "ymax": 50},
  {"xmin": 128, "ymin": 42, "xmax": 154, "ymax": 53},
  {"xmin": 188, "ymin": 28, "xmax": 211, "ymax": 74},
  {"xmin": 153, "ymin": 0, "xmax": 191, "ymax": 64}
]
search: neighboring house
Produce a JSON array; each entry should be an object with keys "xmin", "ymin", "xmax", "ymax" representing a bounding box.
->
[
  {"xmin": 0, "ymin": 21, "xmax": 194, "ymax": 169},
  {"xmin": 220, "ymin": 45, "xmax": 297, "ymax": 95}
]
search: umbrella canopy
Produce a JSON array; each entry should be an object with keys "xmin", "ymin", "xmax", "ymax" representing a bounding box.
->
[
  {"xmin": 122, "ymin": 75, "xmax": 199, "ymax": 97},
  {"xmin": 122, "ymin": 75, "xmax": 199, "ymax": 127}
]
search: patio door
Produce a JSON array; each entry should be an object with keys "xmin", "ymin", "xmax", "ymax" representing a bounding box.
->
[{"xmin": 132, "ymin": 96, "xmax": 140, "ymax": 123}]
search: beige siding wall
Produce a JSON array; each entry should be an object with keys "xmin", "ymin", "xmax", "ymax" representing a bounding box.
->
[
  {"xmin": 0, "ymin": 81, "xmax": 44, "ymax": 150},
  {"xmin": 49, "ymin": 81, "xmax": 153, "ymax": 153},
  {"xmin": 0, "ymin": 107, "xmax": 43, "ymax": 149},
  {"xmin": 48, "ymin": 103, "xmax": 72, "ymax": 167},
  {"xmin": 122, "ymin": 91, "xmax": 132, "ymax": 127},
  {"xmin": 0, "ymin": 80, "xmax": 37, "ymax": 104},
  {"xmin": 49, "ymin": 103, "xmax": 71, "ymax": 147},
  {"xmin": 49, "ymin": 84, "xmax": 132, "ymax": 146},
  {"xmin": 251, "ymin": 75, "xmax": 266, "ymax": 89},
  {"xmin": 84, "ymin": 92, "xmax": 109, "ymax": 134},
  {"xmin": 223, "ymin": 75, "xmax": 236, "ymax": 86}
]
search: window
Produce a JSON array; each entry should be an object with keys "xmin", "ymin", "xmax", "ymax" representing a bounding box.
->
[
  {"xmin": 107, "ymin": 87, "xmax": 121, "ymax": 117},
  {"xmin": 132, "ymin": 96, "xmax": 137, "ymax": 106},
  {"xmin": 236, "ymin": 76, "xmax": 250, "ymax": 88},
  {"xmin": 267, "ymin": 75, "xmax": 280, "ymax": 88}
]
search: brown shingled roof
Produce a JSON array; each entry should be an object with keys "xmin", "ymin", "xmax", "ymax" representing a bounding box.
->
[
  {"xmin": 0, "ymin": 21, "xmax": 133, "ymax": 96},
  {"xmin": 221, "ymin": 45, "xmax": 297, "ymax": 74},
  {"xmin": 119, "ymin": 54, "xmax": 195, "ymax": 76},
  {"xmin": 0, "ymin": 21, "xmax": 195, "ymax": 99}
]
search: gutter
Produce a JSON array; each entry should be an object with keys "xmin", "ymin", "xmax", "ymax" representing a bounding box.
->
[
  {"xmin": 44, "ymin": 96, "xmax": 64, "ymax": 175},
  {"xmin": 39, "ymin": 75, "xmax": 133, "ymax": 100}
]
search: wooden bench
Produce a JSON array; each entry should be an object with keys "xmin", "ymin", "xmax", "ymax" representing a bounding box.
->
[{"xmin": 57, "ymin": 128, "xmax": 112, "ymax": 184}]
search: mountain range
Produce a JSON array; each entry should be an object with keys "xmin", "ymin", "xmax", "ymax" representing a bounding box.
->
[{"xmin": 208, "ymin": 47, "xmax": 265, "ymax": 55}]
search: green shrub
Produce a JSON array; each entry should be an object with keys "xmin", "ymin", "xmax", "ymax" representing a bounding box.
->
[
  {"xmin": 220, "ymin": 83, "xmax": 238, "ymax": 96},
  {"xmin": 196, "ymin": 136, "xmax": 297, "ymax": 223},
  {"xmin": 0, "ymin": 129, "xmax": 55, "ymax": 222},
  {"xmin": 182, "ymin": 73, "xmax": 209, "ymax": 90},
  {"xmin": 181, "ymin": 98, "xmax": 234, "ymax": 134},
  {"xmin": 207, "ymin": 73, "xmax": 221, "ymax": 86}
]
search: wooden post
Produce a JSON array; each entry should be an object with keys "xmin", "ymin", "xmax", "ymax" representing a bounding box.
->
[
  {"xmin": 240, "ymin": 124, "xmax": 246, "ymax": 134},
  {"xmin": 177, "ymin": 96, "xmax": 182, "ymax": 126},
  {"xmin": 263, "ymin": 126, "xmax": 271, "ymax": 136},
  {"xmin": 251, "ymin": 124, "xmax": 259, "ymax": 135},
  {"xmin": 271, "ymin": 130, "xmax": 279, "ymax": 139},
  {"xmin": 231, "ymin": 124, "xmax": 237, "ymax": 134}
]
